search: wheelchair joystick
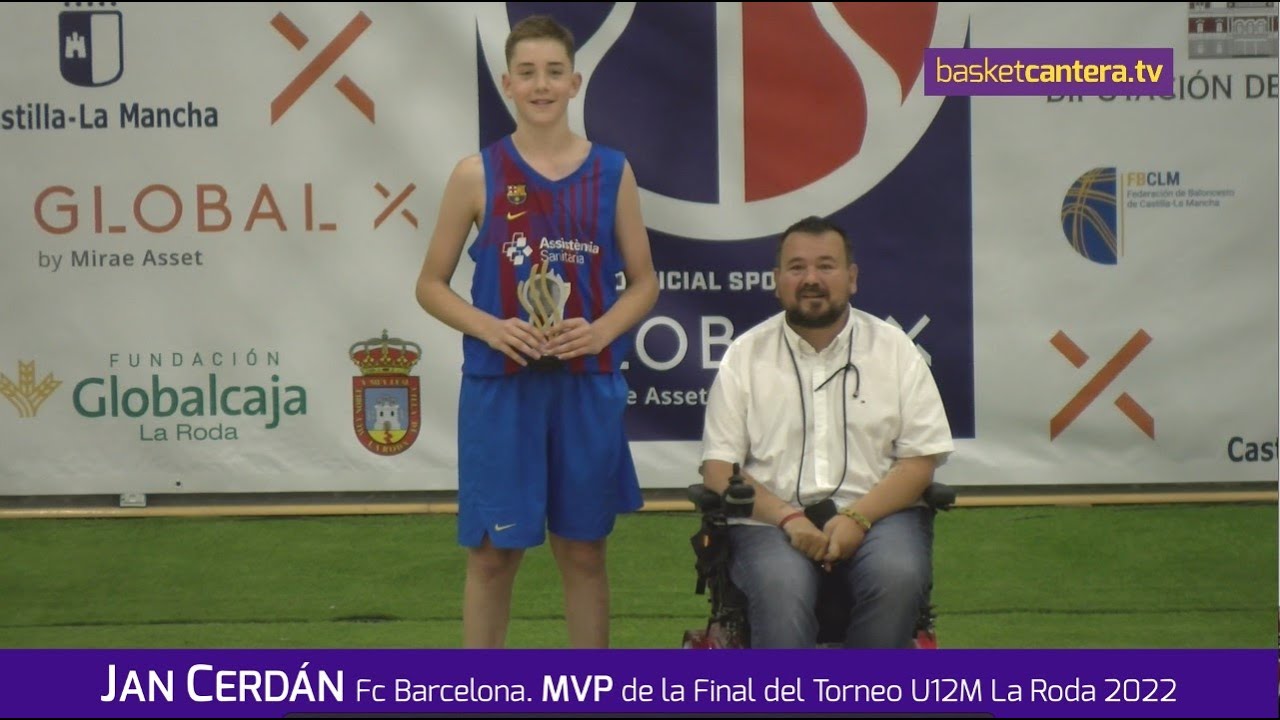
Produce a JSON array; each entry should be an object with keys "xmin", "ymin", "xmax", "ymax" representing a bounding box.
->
[{"xmin": 722, "ymin": 463, "xmax": 755, "ymax": 519}]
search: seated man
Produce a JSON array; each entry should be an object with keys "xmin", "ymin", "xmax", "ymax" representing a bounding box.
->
[{"xmin": 700, "ymin": 216, "xmax": 954, "ymax": 648}]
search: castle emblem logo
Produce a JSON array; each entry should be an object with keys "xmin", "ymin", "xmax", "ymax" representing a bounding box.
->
[
  {"xmin": 350, "ymin": 330, "xmax": 421, "ymax": 456},
  {"xmin": 59, "ymin": 5, "xmax": 124, "ymax": 87}
]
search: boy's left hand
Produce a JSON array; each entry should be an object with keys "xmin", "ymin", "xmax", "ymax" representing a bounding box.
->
[{"xmin": 545, "ymin": 318, "xmax": 607, "ymax": 360}]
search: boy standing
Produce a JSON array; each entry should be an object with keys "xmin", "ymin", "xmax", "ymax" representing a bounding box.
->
[{"xmin": 415, "ymin": 15, "xmax": 659, "ymax": 648}]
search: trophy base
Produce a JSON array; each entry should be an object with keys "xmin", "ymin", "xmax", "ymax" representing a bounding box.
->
[{"xmin": 528, "ymin": 356, "xmax": 565, "ymax": 372}]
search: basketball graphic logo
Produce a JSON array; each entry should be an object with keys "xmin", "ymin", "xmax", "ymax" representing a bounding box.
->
[
  {"xmin": 475, "ymin": 3, "xmax": 969, "ymax": 240},
  {"xmin": 1061, "ymin": 167, "xmax": 1119, "ymax": 265},
  {"xmin": 474, "ymin": 4, "xmax": 976, "ymax": 443}
]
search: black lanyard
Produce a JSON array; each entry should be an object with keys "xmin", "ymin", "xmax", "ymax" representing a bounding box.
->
[{"xmin": 780, "ymin": 324, "xmax": 860, "ymax": 509}]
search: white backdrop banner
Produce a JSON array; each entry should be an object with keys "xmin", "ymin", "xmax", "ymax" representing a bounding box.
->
[{"xmin": 1, "ymin": 2, "xmax": 1276, "ymax": 495}]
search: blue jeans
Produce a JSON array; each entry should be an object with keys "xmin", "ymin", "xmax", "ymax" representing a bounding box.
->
[{"xmin": 727, "ymin": 506, "xmax": 934, "ymax": 648}]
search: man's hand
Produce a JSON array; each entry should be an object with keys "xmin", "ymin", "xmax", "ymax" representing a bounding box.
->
[
  {"xmin": 782, "ymin": 517, "xmax": 828, "ymax": 562},
  {"xmin": 821, "ymin": 515, "xmax": 866, "ymax": 564}
]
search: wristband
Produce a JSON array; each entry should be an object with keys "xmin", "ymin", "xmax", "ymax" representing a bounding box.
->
[
  {"xmin": 778, "ymin": 511, "xmax": 805, "ymax": 530},
  {"xmin": 840, "ymin": 507, "xmax": 872, "ymax": 532}
]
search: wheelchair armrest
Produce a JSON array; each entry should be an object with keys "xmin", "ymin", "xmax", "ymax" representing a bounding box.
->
[
  {"xmin": 923, "ymin": 482, "xmax": 957, "ymax": 511},
  {"xmin": 687, "ymin": 484, "xmax": 724, "ymax": 513}
]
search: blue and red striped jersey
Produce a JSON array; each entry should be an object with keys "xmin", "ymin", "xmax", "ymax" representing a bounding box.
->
[{"xmin": 462, "ymin": 135, "xmax": 632, "ymax": 376}]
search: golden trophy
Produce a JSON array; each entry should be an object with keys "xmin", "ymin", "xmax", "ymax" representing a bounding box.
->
[{"xmin": 517, "ymin": 260, "xmax": 571, "ymax": 371}]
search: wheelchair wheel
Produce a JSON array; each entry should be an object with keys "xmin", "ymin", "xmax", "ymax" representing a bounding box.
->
[{"xmin": 912, "ymin": 603, "xmax": 939, "ymax": 649}]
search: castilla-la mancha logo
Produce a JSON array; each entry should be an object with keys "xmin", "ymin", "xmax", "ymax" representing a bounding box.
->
[
  {"xmin": 350, "ymin": 331, "xmax": 421, "ymax": 456},
  {"xmin": 59, "ymin": 3, "xmax": 124, "ymax": 88}
]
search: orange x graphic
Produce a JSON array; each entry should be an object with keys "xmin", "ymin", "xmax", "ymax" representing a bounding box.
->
[
  {"xmin": 1050, "ymin": 330, "xmax": 1153, "ymax": 440},
  {"xmin": 271, "ymin": 12, "xmax": 374, "ymax": 124}
]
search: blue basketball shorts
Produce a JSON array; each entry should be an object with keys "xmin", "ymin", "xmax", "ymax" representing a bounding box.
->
[{"xmin": 456, "ymin": 371, "xmax": 643, "ymax": 548}]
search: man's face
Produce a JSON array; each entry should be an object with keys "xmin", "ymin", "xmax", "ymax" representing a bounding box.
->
[{"xmin": 774, "ymin": 230, "xmax": 857, "ymax": 329}]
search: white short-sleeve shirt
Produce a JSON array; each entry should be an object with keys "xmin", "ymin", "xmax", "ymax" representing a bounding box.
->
[{"xmin": 701, "ymin": 308, "xmax": 954, "ymax": 520}]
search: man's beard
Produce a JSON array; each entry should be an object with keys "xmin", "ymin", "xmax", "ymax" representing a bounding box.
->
[{"xmin": 785, "ymin": 300, "xmax": 845, "ymax": 329}]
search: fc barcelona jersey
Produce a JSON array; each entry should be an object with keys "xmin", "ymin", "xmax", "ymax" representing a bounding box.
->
[{"xmin": 462, "ymin": 135, "xmax": 632, "ymax": 376}]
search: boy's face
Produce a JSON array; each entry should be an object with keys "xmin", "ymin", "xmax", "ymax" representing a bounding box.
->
[{"xmin": 503, "ymin": 38, "xmax": 581, "ymax": 124}]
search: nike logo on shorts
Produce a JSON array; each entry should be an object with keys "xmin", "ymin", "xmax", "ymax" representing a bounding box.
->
[{"xmin": 494, "ymin": 523, "xmax": 517, "ymax": 532}]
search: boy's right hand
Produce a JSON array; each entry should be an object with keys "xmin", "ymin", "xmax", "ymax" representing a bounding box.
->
[{"xmin": 484, "ymin": 316, "xmax": 547, "ymax": 367}]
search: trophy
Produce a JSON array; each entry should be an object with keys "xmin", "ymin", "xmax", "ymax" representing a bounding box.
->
[{"xmin": 517, "ymin": 260, "xmax": 571, "ymax": 371}]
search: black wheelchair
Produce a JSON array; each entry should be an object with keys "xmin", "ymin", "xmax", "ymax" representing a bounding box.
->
[{"xmin": 682, "ymin": 470, "xmax": 956, "ymax": 649}]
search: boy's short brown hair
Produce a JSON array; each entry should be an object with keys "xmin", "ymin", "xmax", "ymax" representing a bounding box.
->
[{"xmin": 505, "ymin": 15, "xmax": 576, "ymax": 67}]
